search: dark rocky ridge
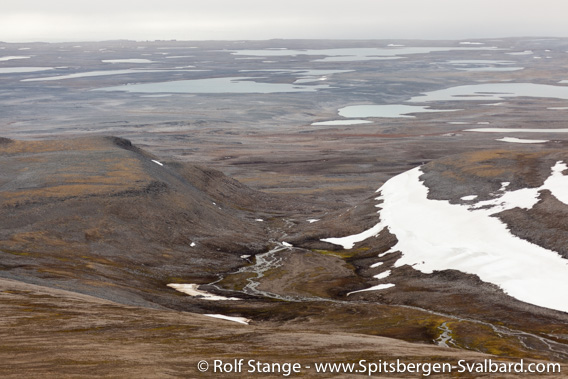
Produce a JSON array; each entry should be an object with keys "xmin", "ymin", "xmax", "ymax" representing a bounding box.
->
[{"xmin": 0, "ymin": 136, "xmax": 297, "ymax": 308}]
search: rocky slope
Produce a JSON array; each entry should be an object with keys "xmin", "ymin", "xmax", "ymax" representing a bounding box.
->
[{"xmin": 0, "ymin": 136, "xmax": 297, "ymax": 309}]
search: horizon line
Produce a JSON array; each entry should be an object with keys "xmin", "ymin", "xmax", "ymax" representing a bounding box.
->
[{"xmin": 1, "ymin": 35, "xmax": 566, "ymax": 45}]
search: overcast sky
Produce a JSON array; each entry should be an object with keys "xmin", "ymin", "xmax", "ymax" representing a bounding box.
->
[{"xmin": 2, "ymin": 0, "xmax": 568, "ymax": 42}]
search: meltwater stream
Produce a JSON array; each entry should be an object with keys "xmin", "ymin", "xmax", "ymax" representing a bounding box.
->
[
  {"xmin": 210, "ymin": 241, "xmax": 346, "ymax": 303},
  {"xmin": 237, "ymin": 243, "xmax": 293, "ymax": 300},
  {"xmin": 435, "ymin": 322, "xmax": 455, "ymax": 348},
  {"xmin": 169, "ymin": 244, "xmax": 568, "ymax": 360}
]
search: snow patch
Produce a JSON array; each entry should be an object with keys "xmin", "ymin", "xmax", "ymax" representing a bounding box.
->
[
  {"xmin": 542, "ymin": 162, "xmax": 568, "ymax": 205},
  {"xmin": 0, "ymin": 56, "xmax": 30, "ymax": 61},
  {"xmin": 151, "ymin": 159, "xmax": 163, "ymax": 166},
  {"xmin": 321, "ymin": 220, "xmax": 385, "ymax": 250},
  {"xmin": 347, "ymin": 284, "xmax": 395, "ymax": 296},
  {"xmin": 497, "ymin": 137, "xmax": 548, "ymax": 144},
  {"xmin": 460, "ymin": 195, "xmax": 478, "ymax": 201},
  {"xmin": 466, "ymin": 128, "xmax": 568, "ymax": 133},
  {"xmin": 374, "ymin": 270, "xmax": 391, "ymax": 280},
  {"xmin": 167, "ymin": 283, "xmax": 240, "ymax": 301},
  {"xmin": 204, "ymin": 314, "xmax": 250, "ymax": 325},
  {"xmin": 499, "ymin": 182, "xmax": 510, "ymax": 191}
]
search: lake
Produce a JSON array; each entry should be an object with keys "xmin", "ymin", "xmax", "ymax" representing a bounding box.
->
[
  {"xmin": 229, "ymin": 46, "xmax": 497, "ymax": 62},
  {"xmin": 338, "ymin": 104, "xmax": 458, "ymax": 118},
  {"xmin": 94, "ymin": 76, "xmax": 331, "ymax": 94},
  {"xmin": 409, "ymin": 83, "xmax": 568, "ymax": 102}
]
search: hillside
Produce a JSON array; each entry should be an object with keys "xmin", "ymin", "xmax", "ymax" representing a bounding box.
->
[{"xmin": 0, "ymin": 136, "xmax": 291, "ymax": 309}]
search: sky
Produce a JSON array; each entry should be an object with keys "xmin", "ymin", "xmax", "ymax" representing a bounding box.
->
[{"xmin": 1, "ymin": 0, "xmax": 568, "ymax": 42}]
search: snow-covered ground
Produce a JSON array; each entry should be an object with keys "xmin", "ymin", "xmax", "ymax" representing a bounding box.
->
[
  {"xmin": 466, "ymin": 128, "xmax": 568, "ymax": 133},
  {"xmin": 167, "ymin": 283, "xmax": 240, "ymax": 301},
  {"xmin": 204, "ymin": 314, "xmax": 250, "ymax": 325},
  {"xmin": 323, "ymin": 162, "xmax": 568, "ymax": 313},
  {"xmin": 496, "ymin": 137, "xmax": 549, "ymax": 144}
]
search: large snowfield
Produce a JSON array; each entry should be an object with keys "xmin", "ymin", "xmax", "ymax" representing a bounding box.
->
[{"xmin": 323, "ymin": 162, "xmax": 568, "ymax": 313}]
